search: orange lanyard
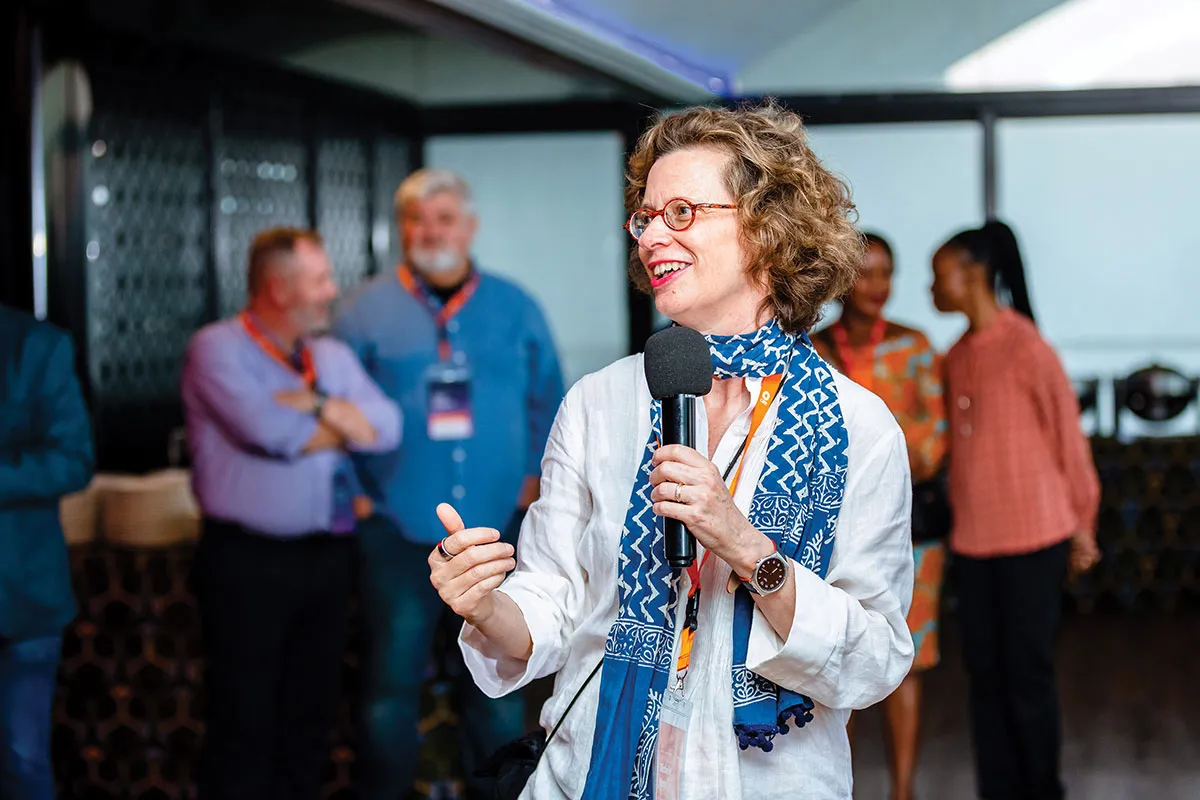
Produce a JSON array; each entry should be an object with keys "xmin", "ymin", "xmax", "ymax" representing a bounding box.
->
[
  {"xmin": 397, "ymin": 265, "xmax": 480, "ymax": 362},
  {"xmin": 240, "ymin": 312, "xmax": 316, "ymax": 388},
  {"xmin": 831, "ymin": 317, "xmax": 886, "ymax": 392},
  {"xmin": 675, "ymin": 373, "xmax": 783, "ymax": 681}
]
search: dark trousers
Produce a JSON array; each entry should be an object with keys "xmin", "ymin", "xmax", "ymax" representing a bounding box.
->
[
  {"xmin": 954, "ymin": 540, "xmax": 1070, "ymax": 800},
  {"xmin": 194, "ymin": 519, "xmax": 354, "ymax": 800},
  {"xmin": 355, "ymin": 514, "xmax": 525, "ymax": 800}
]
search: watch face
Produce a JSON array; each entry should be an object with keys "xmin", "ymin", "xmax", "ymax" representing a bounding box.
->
[{"xmin": 756, "ymin": 555, "xmax": 788, "ymax": 592}]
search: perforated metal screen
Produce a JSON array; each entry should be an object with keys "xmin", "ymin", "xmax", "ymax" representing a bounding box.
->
[
  {"xmin": 317, "ymin": 134, "xmax": 373, "ymax": 292},
  {"xmin": 84, "ymin": 87, "xmax": 209, "ymax": 405},
  {"xmin": 214, "ymin": 92, "xmax": 311, "ymax": 319},
  {"xmin": 63, "ymin": 66, "xmax": 417, "ymax": 470}
]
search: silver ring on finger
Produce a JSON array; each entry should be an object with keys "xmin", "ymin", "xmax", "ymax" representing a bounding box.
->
[{"xmin": 436, "ymin": 538, "xmax": 457, "ymax": 561}]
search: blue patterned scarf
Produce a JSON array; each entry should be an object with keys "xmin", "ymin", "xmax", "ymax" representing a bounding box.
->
[{"xmin": 580, "ymin": 320, "xmax": 849, "ymax": 800}]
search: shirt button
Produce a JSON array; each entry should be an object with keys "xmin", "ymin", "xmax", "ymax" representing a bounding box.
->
[
  {"xmin": 452, "ymin": 485, "xmax": 466, "ymax": 500},
  {"xmin": 960, "ymin": 423, "xmax": 973, "ymax": 438},
  {"xmin": 452, "ymin": 447, "xmax": 467, "ymax": 463},
  {"xmin": 446, "ymin": 319, "xmax": 460, "ymax": 334},
  {"xmin": 958, "ymin": 396, "xmax": 971, "ymax": 410}
]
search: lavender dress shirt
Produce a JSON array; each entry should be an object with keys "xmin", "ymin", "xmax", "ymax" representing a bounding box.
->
[{"xmin": 182, "ymin": 317, "xmax": 401, "ymax": 537}]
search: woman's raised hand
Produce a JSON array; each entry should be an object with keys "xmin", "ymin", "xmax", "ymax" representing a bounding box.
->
[{"xmin": 427, "ymin": 503, "xmax": 516, "ymax": 627}]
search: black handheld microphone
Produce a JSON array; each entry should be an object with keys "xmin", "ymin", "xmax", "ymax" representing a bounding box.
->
[{"xmin": 644, "ymin": 326, "xmax": 714, "ymax": 570}]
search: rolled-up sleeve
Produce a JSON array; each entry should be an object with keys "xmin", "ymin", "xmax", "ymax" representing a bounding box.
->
[
  {"xmin": 334, "ymin": 342, "xmax": 402, "ymax": 454},
  {"xmin": 746, "ymin": 425, "xmax": 915, "ymax": 711},
  {"xmin": 460, "ymin": 384, "xmax": 593, "ymax": 697},
  {"xmin": 183, "ymin": 329, "xmax": 319, "ymax": 460}
]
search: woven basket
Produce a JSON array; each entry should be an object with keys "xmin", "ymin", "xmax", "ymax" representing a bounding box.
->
[
  {"xmin": 99, "ymin": 469, "xmax": 201, "ymax": 548},
  {"xmin": 60, "ymin": 480, "xmax": 100, "ymax": 546}
]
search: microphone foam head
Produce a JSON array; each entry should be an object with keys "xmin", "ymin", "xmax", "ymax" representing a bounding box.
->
[{"xmin": 644, "ymin": 326, "xmax": 713, "ymax": 399}]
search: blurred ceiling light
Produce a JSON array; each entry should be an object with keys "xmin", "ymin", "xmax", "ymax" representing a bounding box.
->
[{"xmin": 946, "ymin": 0, "xmax": 1200, "ymax": 91}]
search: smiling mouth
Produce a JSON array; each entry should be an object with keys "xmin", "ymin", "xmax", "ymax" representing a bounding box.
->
[{"xmin": 649, "ymin": 261, "xmax": 690, "ymax": 288}]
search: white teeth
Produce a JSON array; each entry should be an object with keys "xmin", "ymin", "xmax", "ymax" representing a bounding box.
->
[{"xmin": 653, "ymin": 262, "xmax": 689, "ymax": 278}]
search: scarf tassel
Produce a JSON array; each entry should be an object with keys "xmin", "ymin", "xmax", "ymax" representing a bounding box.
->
[
  {"xmin": 734, "ymin": 702, "xmax": 817, "ymax": 752},
  {"xmin": 735, "ymin": 724, "xmax": 782, "ymax": 752},
  {"xmin": 779, "ymin": 702, "xmax": 816, "ymax": 733}
]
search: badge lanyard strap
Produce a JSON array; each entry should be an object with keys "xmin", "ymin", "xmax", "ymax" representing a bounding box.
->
[
  {"xmin": 240, "ymin": 312, "xmax": 317, "ymax": 389},
  {"xmin": 397, "ymin": 265, "xmax": 480, "ymax": 362},
  {"xmin": 673, "ymin": 371, "xmax": 784, "ymax": 691}
]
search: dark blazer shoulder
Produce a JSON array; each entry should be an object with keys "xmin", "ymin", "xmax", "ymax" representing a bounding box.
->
[
  {"xmin": 0, "ymin": 306, "xmax": 72, "ymax": 374},
  {"xmin": 0, "ymin": 305, "xmax": 68, "ymax": 338}
]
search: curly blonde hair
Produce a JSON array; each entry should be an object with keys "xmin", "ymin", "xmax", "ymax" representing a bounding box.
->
[{"xmin": 625, "ymin": 101, "xmax": 863, "ymax": 334}]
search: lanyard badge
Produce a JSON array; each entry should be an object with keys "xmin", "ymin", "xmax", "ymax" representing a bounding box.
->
[
  {"xmin": 424, "ymin": 361, "xmax": 473, "ymax": 441},
  {"xmin": 399, "ymin": 266, "xmax": 480, "ymax": 441},
  {"xmin": 654, "ymin": 689, "xmax": 694, "ymax": 800}
]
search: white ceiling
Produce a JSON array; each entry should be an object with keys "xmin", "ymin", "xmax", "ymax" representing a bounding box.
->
[
  {"xmin": 945, "ymin": 0, "xmax": 1200, "ymax": 91},
  {"xmin": 737, "ymin": 0, "xmax": 1067, "ymax": 95},
  {"xmin": 417, "ymin": 0, "xmax": 1200, "ymax": 99},
  {"xmin": 173, "ymin": 0, "xmax": 1200, "ymax": 106}
]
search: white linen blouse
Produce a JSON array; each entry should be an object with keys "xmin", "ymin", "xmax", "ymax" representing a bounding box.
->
[{"xmin": 460, "ymin": 353, "xmax": 915, "ymax": 799}]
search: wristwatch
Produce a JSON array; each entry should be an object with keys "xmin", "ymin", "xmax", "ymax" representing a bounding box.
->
[
  {"xmin": 312, "ymin": 389, "xmax": 328, "ymax": 420},
  {"xmin": 739, "ymin": 545, "xmax": 790, "ymax": 596}
]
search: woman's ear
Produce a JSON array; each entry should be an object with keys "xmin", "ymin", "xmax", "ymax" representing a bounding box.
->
[{"xmin": 961, "ymin": 258, "xmax": 990, "ymax": 295}]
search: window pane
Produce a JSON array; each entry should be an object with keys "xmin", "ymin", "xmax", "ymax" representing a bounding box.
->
[
  {"xmin": 425, "ymin": 132, "xmax": 629, "ymax": 386},
  {"xmin": 998, "ymin": 115, "xmax": 1200, "ymax": 436},
  {"xmin": 807, "ymin": 122, "xmax": 984, "ymax": 350}
]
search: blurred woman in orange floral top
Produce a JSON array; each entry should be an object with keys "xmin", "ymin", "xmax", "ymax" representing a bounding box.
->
[{"xmin": 813, "ymin": 231, "xmax": 947, "ymax": 800}]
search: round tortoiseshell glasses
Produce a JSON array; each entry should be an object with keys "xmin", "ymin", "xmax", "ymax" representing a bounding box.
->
[{"xmin": 623, "ymin": 198, "xmax": 736, "ymax": 240}]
